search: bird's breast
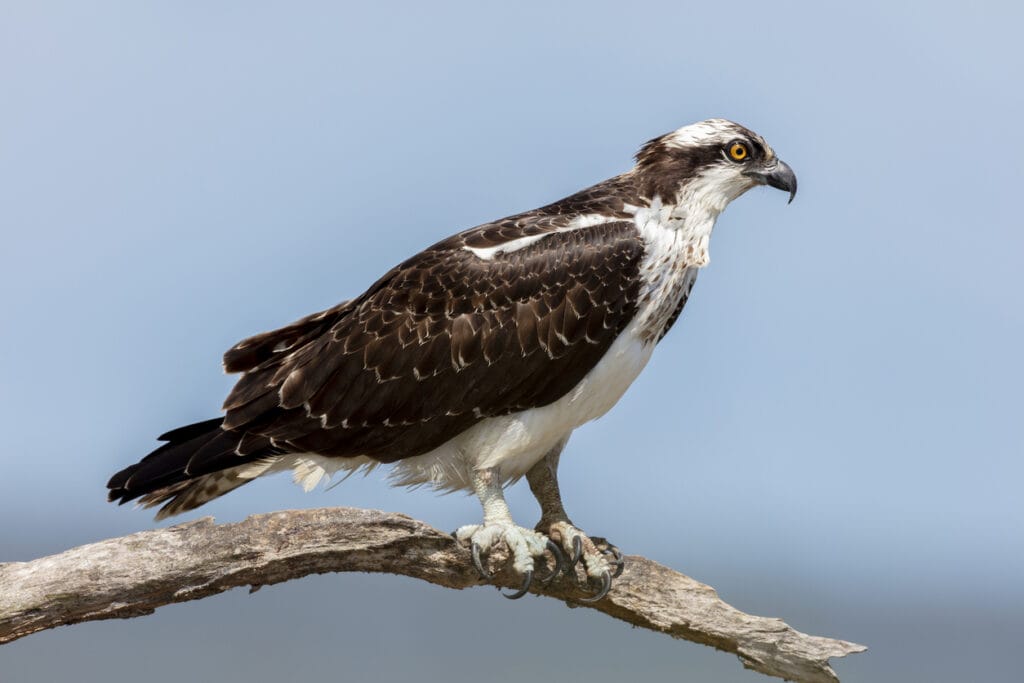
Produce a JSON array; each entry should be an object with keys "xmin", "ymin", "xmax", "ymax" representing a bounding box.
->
[{"xmin": 631, "ymin": 216, "xmax": 709, "ymax": 342}]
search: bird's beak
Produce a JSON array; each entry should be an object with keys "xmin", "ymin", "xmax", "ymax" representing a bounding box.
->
[{"xmin": 744, "ymin": 159, "xmax": 798, "ymax": 204}]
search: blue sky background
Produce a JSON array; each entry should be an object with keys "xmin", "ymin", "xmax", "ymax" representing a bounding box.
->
[{"xmin": 1, "ymin": 2, "xmax": 1022, "ymax": 681}]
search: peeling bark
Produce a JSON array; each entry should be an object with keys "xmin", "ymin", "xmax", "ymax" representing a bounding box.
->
[{"xmin": 0, "ymin": 507, "xmax": 864, "ymax": 682}]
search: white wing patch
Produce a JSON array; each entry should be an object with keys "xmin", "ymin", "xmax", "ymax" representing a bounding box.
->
[
  {"xmin": 464, "ymin": 234, "xmax": 549, "ymax": 260},
  {"xmin": 462, "ymin": 214, "xmax": 619, "ymax": 261}
]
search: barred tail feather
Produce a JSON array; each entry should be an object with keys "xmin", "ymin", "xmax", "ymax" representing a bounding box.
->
[
  {"xmin": 136, "ymin": 467, "xmax": 258, "ymax": 520},
  {"xmin": 107, "ymin": 417, "xmax": 279, "ymax": 519}
]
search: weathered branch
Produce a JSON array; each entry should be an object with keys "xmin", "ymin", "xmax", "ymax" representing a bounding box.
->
[{"xmin": 0, "ymin": 507, "xmax": 864, "ymax": 681}]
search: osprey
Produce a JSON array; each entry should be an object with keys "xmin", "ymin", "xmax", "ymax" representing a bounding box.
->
[{"xmin": 108, "ymin": 119, "xmax": 796, "ymax": 600}]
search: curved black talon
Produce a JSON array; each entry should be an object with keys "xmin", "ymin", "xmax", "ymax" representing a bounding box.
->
[
  {"xmin": 471, "ymin": 542, "xmax": 493, "ymax": 581},
  {"xmin": 578, "ymin": 570, "xmax": 612, "ymax": 603},
  {"xmin": 602, "ymin": 545, "xmax": 625, "ymax": 578},
  {"xmin": 537, "ymin": 540, "xmax": 565, "ymax": 584},
  {"xmin": 567, "ymin": 536, "xmax": 583, "ymax": 572},
  {"xmin": 502, "ymin": 569, "xmax": 533, "ymax": 600}
]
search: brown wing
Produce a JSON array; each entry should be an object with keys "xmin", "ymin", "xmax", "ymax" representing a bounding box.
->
[{"xmin": 216, "ymin": 219, "xmax": 643, "ymax": 465}]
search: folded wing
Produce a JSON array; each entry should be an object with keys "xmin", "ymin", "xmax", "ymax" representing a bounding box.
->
[{"xmin": 220, "ymin": 219, "xmax": 644, "ymax": 465}]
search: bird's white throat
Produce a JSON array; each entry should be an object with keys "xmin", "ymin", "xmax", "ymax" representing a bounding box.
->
[{"xmin": 624, "ymin": 195, "xmax": 717, "ymax": 342}]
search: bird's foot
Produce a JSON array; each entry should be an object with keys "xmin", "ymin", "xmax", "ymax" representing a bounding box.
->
[
  {"xmin": 541, "ymin": 520, "xmax": 624, "ymax": 602},
  {"xmin": 454, "ymin": 522, "xmax": 563, "ymax": 599}
]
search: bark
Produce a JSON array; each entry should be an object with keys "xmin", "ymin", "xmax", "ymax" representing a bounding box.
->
[{"xmin": 0, "ymin": 507, "xmax": 864, "ymax": 682}]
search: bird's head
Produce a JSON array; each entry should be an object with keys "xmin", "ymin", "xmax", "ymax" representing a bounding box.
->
[{"xmin": 634, "ymin": 119, "xmax": 797, "ymax": 215}]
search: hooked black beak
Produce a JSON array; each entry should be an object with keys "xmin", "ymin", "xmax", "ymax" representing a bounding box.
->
[{"xmin": 744, "ymin": 159, "xmax": 797, "ymax": 204}]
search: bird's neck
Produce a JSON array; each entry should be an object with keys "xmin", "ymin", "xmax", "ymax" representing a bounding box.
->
[
  {"xmin": 622, "ymin": 195, "xmax": 716, "ymax": 343},
  {"xmin": 625, "ymin": 194, "xmax": 718, "ymax": 268}
]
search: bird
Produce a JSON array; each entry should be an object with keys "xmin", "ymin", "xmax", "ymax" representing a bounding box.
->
[{"xmin": 108, "ymin": 118, "xmax": 797, "ymax": 601}]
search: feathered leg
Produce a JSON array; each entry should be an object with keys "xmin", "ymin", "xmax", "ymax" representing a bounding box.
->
[{"xmin": 525, "ymin": 437, "xmax": 624, "ymax": 601}]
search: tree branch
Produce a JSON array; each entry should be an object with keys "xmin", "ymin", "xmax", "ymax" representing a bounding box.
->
[{"xmin": 0, "ymin": 507, "xmax": 864, "ymax": 682}]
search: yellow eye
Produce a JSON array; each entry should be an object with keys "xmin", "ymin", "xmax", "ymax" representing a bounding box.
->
[{"xmin": 729, "ymin": 142, "xmax": 749, "ymax": 161}]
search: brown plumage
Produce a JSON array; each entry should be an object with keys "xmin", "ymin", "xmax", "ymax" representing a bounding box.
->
[
  {"xmin": 108, "ymin": 214, "xmax": 646, "ymax": 512},
  {"xmin": 107, "ymin": 118, "xmax": 797, "ymax": 542}
]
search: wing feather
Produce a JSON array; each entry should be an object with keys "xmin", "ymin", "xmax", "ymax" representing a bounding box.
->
[{"xmin": 220, "ymin": 219, "xmax": 643, "ymax": 462}]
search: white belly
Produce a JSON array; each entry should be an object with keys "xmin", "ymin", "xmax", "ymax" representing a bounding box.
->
[{"xmin": 386, "ymin": 330, "xmax": 656, "ymax": 490}]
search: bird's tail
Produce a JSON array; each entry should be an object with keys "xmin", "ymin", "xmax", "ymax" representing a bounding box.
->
[{"xmin": 107, "ymin": 418, "xmax": 278, "ymax": 520}]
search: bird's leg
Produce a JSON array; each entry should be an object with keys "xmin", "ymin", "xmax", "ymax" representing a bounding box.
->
[
  {"xmin": 454, "ymin": 466, "xmax": 562, "ymax": 599},
  {"xmin": 526, "ymin": 439, "xmax": 624, "ymax": 601}
]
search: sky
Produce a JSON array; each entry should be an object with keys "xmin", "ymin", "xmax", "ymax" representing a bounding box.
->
[{"xmin": 1, "ymin": 1, "xmax": 1022, "ymax": 681}]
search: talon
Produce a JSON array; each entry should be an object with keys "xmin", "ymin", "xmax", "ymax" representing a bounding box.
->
[
  {"xmin": 568, "ymin": 535, "xmax": 583, "ymax": 571},
  {"xmin": 579, "ymin": 570, "xmax": 612, "ymax": 603},
  {"xmin": 471, "ymin": 542, "xmax": 492, "ymax": 580},
  {"xmin": 603, "ymin": 545, "xmax": 625, "ymax": 578},
  {"xmin": 537, "ymin": 540, "xmax": 564, "ymax": 583},
  {"xmin": 502, "ymin": 570, "xmax": 533, "ymax": 600}
]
